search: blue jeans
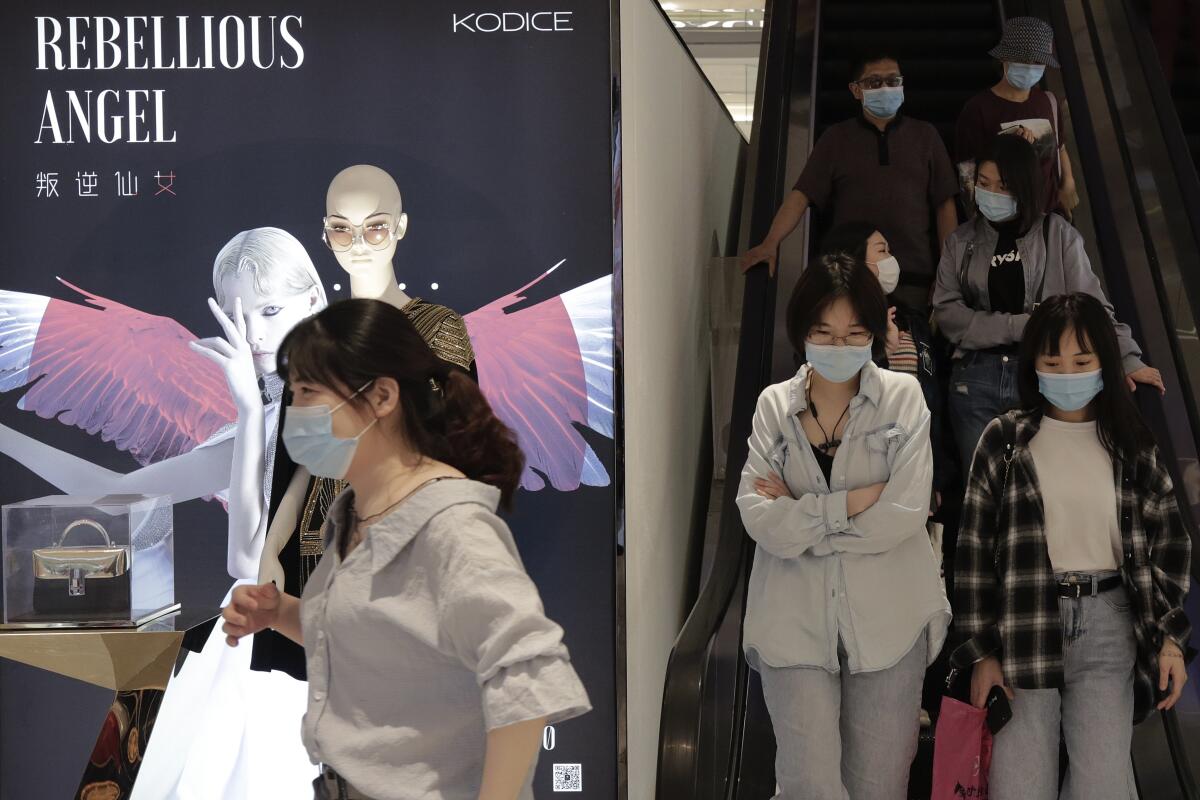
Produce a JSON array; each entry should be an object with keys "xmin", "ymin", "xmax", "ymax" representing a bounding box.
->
[
  {"xmin": 949, "ymin": 352, "xmax": 1021, "ymax": 483},
  {"xmin": 990, "ymin": 571, "xmax": 1138, "ymax": 800},
  {"xmin": 759, "ymin": 632, "xmax": 927, "ymax": 800}
]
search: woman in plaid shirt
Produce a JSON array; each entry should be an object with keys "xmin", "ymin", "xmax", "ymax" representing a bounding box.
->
[{"xmin": 952, "ymin": 293, "xmax": 1191, "ymax": 799}]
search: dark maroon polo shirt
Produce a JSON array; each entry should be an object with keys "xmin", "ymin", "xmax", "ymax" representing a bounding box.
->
[{"xmin": 795, "ymin": 114, "xmax": 959, "ymax": 280}]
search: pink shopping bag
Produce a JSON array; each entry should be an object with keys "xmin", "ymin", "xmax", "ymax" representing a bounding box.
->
[{"xmin": 931, "ymin": 696, "xmax": 993, "ymax": 799}]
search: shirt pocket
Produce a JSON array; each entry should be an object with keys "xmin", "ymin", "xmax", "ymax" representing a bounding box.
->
[{"xmin": 864, "ymin": 423, "xmax": 908, "ymax": 481}]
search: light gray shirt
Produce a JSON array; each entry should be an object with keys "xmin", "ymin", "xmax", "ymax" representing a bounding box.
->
[
  {"xmin": 300, "ymin": 479, "xmax": 591, "ymax": 800},
  {"xmin": 737, "ymin": 362, "xmax": 950, "ymax": 673}
]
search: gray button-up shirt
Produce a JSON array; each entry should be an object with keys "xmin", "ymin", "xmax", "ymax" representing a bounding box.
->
[
  {"xmin": 300, "ymin": 479, "xmax": 591, "ymax": 800},
  {"xmin": 737, "ymin": 362, "xmax": 950, "ymax": 673}
]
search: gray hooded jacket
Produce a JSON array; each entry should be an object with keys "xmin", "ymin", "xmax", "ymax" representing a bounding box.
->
[{"xmin": 932, "ymin": 213, "xmax": 1145, "ymax": 373}]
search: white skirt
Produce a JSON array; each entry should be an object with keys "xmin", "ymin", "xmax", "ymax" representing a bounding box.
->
[{"xmin": 131, "ymin": 582, "xmax": 317, "ymax": 800}]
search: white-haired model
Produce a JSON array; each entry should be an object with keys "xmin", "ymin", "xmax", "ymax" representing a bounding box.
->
[{"xmin": 0, "ymin": 227, "xmax": 325, "ymax": 798}]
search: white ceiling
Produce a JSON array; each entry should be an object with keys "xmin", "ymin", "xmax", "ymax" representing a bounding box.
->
[
  {"xmin": 660, "ymin": 0, "xmax": 763, "ymax": 9},
  {"xmin": 658, "ymin": 2, "xmax": 764, "ymax": 138}
]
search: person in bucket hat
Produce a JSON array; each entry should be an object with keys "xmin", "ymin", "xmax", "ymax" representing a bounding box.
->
[
  {"xmin": 955, "ymin": 16, "xmax": 1079, "ymax": 217},
  {"xmin": 989, "ymin": 15, "xmax": 1061, "ymax": 67}
]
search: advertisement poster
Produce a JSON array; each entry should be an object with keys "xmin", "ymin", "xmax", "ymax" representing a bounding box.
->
[{"xmin": 0, "ymin": 3, "xmax": 618, "ymax": 798}]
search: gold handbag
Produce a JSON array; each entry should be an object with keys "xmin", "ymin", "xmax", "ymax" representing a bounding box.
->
[{"xmin": 32, "ymin": 519, "xmax": 129, "ymax": 616}]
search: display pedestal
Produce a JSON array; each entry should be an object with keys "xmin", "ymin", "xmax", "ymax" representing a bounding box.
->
[{"xmin": 0, "ymin": 607, "xmax": 218, "ymax": 800}]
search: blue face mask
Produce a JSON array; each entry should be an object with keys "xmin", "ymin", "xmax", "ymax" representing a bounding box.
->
[
  {"xmin": 975, "ymin": 186, "xmax": 1019, "ymax": 222},
  {"xmin": 861, "ymin": 86, "xmax": 905, "ymax": 119},
  {"xmin": 1005, "ymin": 62, "xmax": 1046, "ymax": 91},
  {"xmin": 805, "ymin": 342, "xmax": 873, "ymax": 383},
  {"xmin": 1037, "ymin": 369, "xmax": 1104, "ymax": 412},
  {"xmin": 282, "ymin": 382, "xmax": 378, "ymax": 479}
]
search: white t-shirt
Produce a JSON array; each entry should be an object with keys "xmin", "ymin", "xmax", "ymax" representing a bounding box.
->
[{"xmin": 1028, "ymin": 416, "xmax": 1121, "ymax": 572}]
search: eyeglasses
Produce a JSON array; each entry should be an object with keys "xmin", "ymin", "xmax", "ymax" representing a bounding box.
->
[
  {"xmin": 808, "ymin": 332, "xmax": 874, "ymax": 347},
  {"xmin": 322, "ymin": 216, "xmax": 397, "ymax": 253},
  {"xmin": 855, "ymin": 75, "xmax": 904, "ymax": 90}
]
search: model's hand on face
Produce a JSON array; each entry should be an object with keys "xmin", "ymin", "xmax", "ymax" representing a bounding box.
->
[
  {"xmin": 190, "ymin": 297, "xmax": 261, "ymax": 414},
  {"xmin": 204, "ymin": 271, "xmax": 318, "ymax": 378}
]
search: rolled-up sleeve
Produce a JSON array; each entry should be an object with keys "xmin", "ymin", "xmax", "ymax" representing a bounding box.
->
[
  {"xmin": 737, "ymin": 388, "xmax": 849, "ymax": 559},
  {"xmin": 435, "ymin": 515, "xmax": 591, "ymax": 731}
]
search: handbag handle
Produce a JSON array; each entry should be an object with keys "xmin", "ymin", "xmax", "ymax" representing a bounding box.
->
[{"xmin": 56, "ymin": 518, "xmax": 112, "ymax": 548}]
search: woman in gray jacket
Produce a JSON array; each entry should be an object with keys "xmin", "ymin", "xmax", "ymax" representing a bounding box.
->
[{"xmin": 933, "ymin": 134, "xmax": 1163, "ymax": 476}]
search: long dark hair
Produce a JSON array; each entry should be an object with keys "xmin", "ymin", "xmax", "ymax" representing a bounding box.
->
[
  {"xmin": 278, "ymin": 299, "xmax": 525, "ymax": 508},
  {"xmin": 976, "ymin": 133, "xmax": 1043, "ymax": 235},
  {"xmin": 786, "ymin": 253, "xmax": 888, "ymax": 358},
  {"xmin": 1017, "ymin": 293, "xmax": 1153, "ymax": 463}
]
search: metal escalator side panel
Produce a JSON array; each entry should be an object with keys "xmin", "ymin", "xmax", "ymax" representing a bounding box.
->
[
  {"xmin": 1037, "ymin": 0, "xmax": 1200, "ymax": 796},
  {"xmin": 655, "ymin": 0, "xmax": 813, "ymax": 795}
]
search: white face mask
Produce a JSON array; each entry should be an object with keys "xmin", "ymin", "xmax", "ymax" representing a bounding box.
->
[
  {"xmin": 874, "ymin": 255, "xmax": 900, "ymax": 295},
  {"xmin": 281, "ymin": 382, "xmax": 377, "ymax": 479}
]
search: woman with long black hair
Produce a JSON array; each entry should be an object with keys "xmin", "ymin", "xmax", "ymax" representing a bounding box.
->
[
  {"xmin": 933, "ymin": 133, "xmax": 1162, "ymax": 480},
  {"xmin": 220, "ymin": 298, "xmax": 590, "ymax": 800},
  {"xmin": 953, "ymin": 293, "xmax": 1191, "ymax": 799}
]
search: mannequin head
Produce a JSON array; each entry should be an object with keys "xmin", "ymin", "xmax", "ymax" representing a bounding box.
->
[
  {"xmin": 324, "ymin": 165, "xmax": 409, "ymax": 295},
  {"xmin": 212, "ymin": 227, "xmax": 327, "ymax": 375}
]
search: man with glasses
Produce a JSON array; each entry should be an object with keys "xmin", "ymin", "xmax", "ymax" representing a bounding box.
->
[{"xmin": 740, "ymin": 52, "xmax": 959, "ymax": 311}]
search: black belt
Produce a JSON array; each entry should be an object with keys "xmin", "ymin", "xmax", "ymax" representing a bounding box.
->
[{"xmin": 1057, "ymin": 575, "xmax": 1122, "ymax": 598}]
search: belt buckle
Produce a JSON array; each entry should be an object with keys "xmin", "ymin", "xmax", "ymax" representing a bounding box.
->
[{"xmin": 1060, "ymin": 578, "xmax": 1083, "ymax": 598}]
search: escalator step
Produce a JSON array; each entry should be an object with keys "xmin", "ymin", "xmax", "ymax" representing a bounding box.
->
[
  {"xmin": 1174, "ymin": 96, "xmax": 1200, "ymax": 126},
  {"xmin": 819, "ymin": 59, "xmax": 997, "ymax": 90},
  {"xmin": 821, "ymin": 29, "xmax": 996, "ymax": 53},
  {"xmin": 823, "ymin": 2, "xmax": 995, "ymax": 29}
]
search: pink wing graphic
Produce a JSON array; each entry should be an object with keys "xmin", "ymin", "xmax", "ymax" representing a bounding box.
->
[
  {"xmin": 0, "ymin": 278, "xmax": 235, "ymax": 465},
  {"xmin": 466, "ymin": 262, "xmax": 614, "ymax": 492}
]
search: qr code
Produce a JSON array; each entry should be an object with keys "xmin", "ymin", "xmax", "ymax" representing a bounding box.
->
[{"xmin": 553, "ymin": 763, "xmax": 583, "ymax": 792}]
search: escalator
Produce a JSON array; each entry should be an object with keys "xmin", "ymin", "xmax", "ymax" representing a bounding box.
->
[
  {"xmin": 816, "ymin": 0, "xmax": 998, "ymax": 147},
  {"xmin": 657, "ymin": 0, "xmax": 1200, "ymax": 798},
  {"xmin": 1147, "ymin": 0, "xmax": 1200, "ymax": 171}
]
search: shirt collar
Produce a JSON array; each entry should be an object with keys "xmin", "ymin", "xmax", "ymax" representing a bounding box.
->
[
  {"xmin": 325, "ymin": 478, "xmax": 502, "ymax": 574},
  {"xmin": 786, "ymin": 360, "xmax": 883, "ymax": 417},
  {"xmin": 856, "ymin": 112, "xmax": 904, "ymax": 134}
]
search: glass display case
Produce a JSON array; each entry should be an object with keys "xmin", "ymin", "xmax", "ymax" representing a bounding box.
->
[{"xmin": 2, "ymin": 494, "xmax": 176, "ymax": 628}]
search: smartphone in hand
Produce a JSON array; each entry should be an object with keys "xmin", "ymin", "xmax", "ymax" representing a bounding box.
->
[{"xmin": 986, "ymin": 685, "xmax": 1012, "ymax": 735}]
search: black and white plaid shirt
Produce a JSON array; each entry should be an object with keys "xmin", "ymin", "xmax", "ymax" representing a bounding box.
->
[{"xmin": 952, "ymin": 410, "xmax": 1191, "ymax": 719}]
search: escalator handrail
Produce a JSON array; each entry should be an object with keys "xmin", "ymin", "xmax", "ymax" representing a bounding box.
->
[
  {"xmin": 1162, "ymin": 704, "xmax": 1200, "ymax": 800},
  {"xmin": 1098, "ymin": 21, "xmax": 1200, "ymax": 793},
  {"xmin": 654, "ymin": 0, "xmax": 801, "ymax": 794},
  {"xmin": 1039, "ymin": 3, "xmax": 1200, "ymax": 798},
  {"xmin": 1123, "ymin": 0, "xmax": 1200, "ymax": 259}
]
